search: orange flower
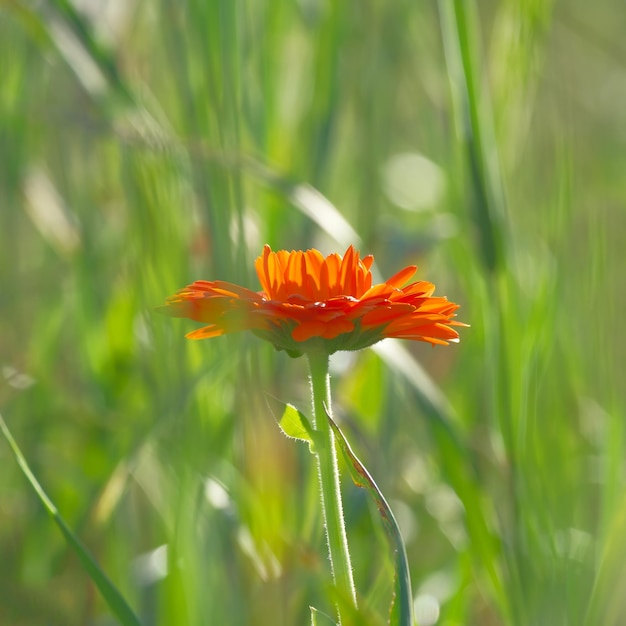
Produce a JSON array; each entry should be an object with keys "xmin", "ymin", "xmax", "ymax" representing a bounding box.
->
[{"xmin": 161, "ymin": 245, "xmax": 465, "ymax": 356}]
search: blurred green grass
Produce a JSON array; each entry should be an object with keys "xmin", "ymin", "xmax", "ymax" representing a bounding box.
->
[{"xmin": 1, "ymin": 0, "xmax": 624, "ymax": 624}]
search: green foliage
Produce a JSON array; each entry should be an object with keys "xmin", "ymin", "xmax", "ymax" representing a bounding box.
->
[
  {"xmin": 0, "ymin": 412, "xmax": 141, "ymax": 626},
  {"xmin": 0, "ymin": 0, "xmax": 624, "ymax": 624},
  {"xmin": 276, "ymin": 402, "xmax": 316, "ymax": 454},
  {"xmin": 328, "ymin": 412, "xmax": 413, "ymax": 626}
]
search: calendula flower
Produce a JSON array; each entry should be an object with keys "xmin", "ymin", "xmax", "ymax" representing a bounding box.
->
[{"xmin": 160, "ymin": 245, "xmax": 465, "ymax": 357}]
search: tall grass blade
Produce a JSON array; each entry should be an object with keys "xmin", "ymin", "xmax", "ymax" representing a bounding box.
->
[
  {"xmin": 0, "ymin": 411, "xmax": 142, "ymax": 626},
  {"xmin": 438, "ymin": 0, "xmax": 507, "ymax": 273}
]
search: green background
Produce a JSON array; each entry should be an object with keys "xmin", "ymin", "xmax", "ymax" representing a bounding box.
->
[{"xmin": 1, "ymin": 0, "xmax": 624, "ymax": 624}]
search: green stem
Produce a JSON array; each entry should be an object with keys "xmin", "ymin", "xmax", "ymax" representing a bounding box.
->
[{"xmin": 307, "ymin": 351, "xmax": 357, "ymax": 621}]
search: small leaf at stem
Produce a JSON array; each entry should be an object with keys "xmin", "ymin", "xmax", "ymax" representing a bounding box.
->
[
  {"xmin": 325, "ymin": 407, "xmax": 414, "ymax": 626},
  {"xmin": 273, "ymin": 400, "xmax": 316, "ymax": 453}
]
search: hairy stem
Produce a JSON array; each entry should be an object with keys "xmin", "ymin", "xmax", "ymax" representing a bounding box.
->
[{"xmin": 307, "ymin": 351, "xmax": 357, "ymax": 621}]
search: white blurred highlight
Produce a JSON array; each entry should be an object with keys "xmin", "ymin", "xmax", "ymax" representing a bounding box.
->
[
  {"xmin": 413, "ymin": 593, "xmax": 440, "ymax": 626},
  {"xmin": 382, "ymin": 152, "xmax": 446, "ymax": 211},
  {"xmin": 132, "ymin": 544, "xmax": 168, "ymax": 586}
]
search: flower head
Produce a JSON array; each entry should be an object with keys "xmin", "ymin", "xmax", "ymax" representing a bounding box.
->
[{"xmin": 160, "ymin": 245, "xmax": 465, "ymax": 356}]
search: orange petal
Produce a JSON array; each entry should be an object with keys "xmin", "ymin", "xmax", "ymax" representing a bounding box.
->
[
  {"xmin": 186, "ymin": 325, "xmax": 225, "ymax": 339},
  {"xmin": 292, "ymin": 320, "xmax": 327, "ymax": 342},
  {"xmin": 399, "ymin": 281, "xmax": 436, "ymax": 298},
  {"xmin": 321, "ymin": 318, "xmax": 355, "ymax": 339},
  {"xmin": 255, "ymin": 245, "xmax": 273, "ymax": 295},
  {"xmin": 325, "ymin": 253, "xmax": 341, "ymax": 296},
  {"xmin": 339, "ymin": 246, "xmax": 356, "ymax": 296},
  {"xmin": 385, "ymin": 265, "xmax": 417, "ymax": 288},
  {"xmin": 304, "ymin": 249, "xmax": 324, "ymax": 293},
  {"xmin": 360, "ymin": 303, "xmax": 415, "ymax": 327}
]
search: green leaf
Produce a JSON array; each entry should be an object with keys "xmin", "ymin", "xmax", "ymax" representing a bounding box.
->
[
  {"xmin": 309, "ymin": 605, "xmax": 339, "ymax": 625},
  {"xmin": 326, "ymin": 410, "xmax": 414, "ymax": 626},
  {"xmin": 0, "ymin": 411, "xmax": 142, "ymax": 626},
  {"xmin": 310, "ymin": 605, "xmax": 318, "ymax": 626},
  {"xmin": 272, "ymin": 400, "xmax": 316, "ymax": 453}
]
